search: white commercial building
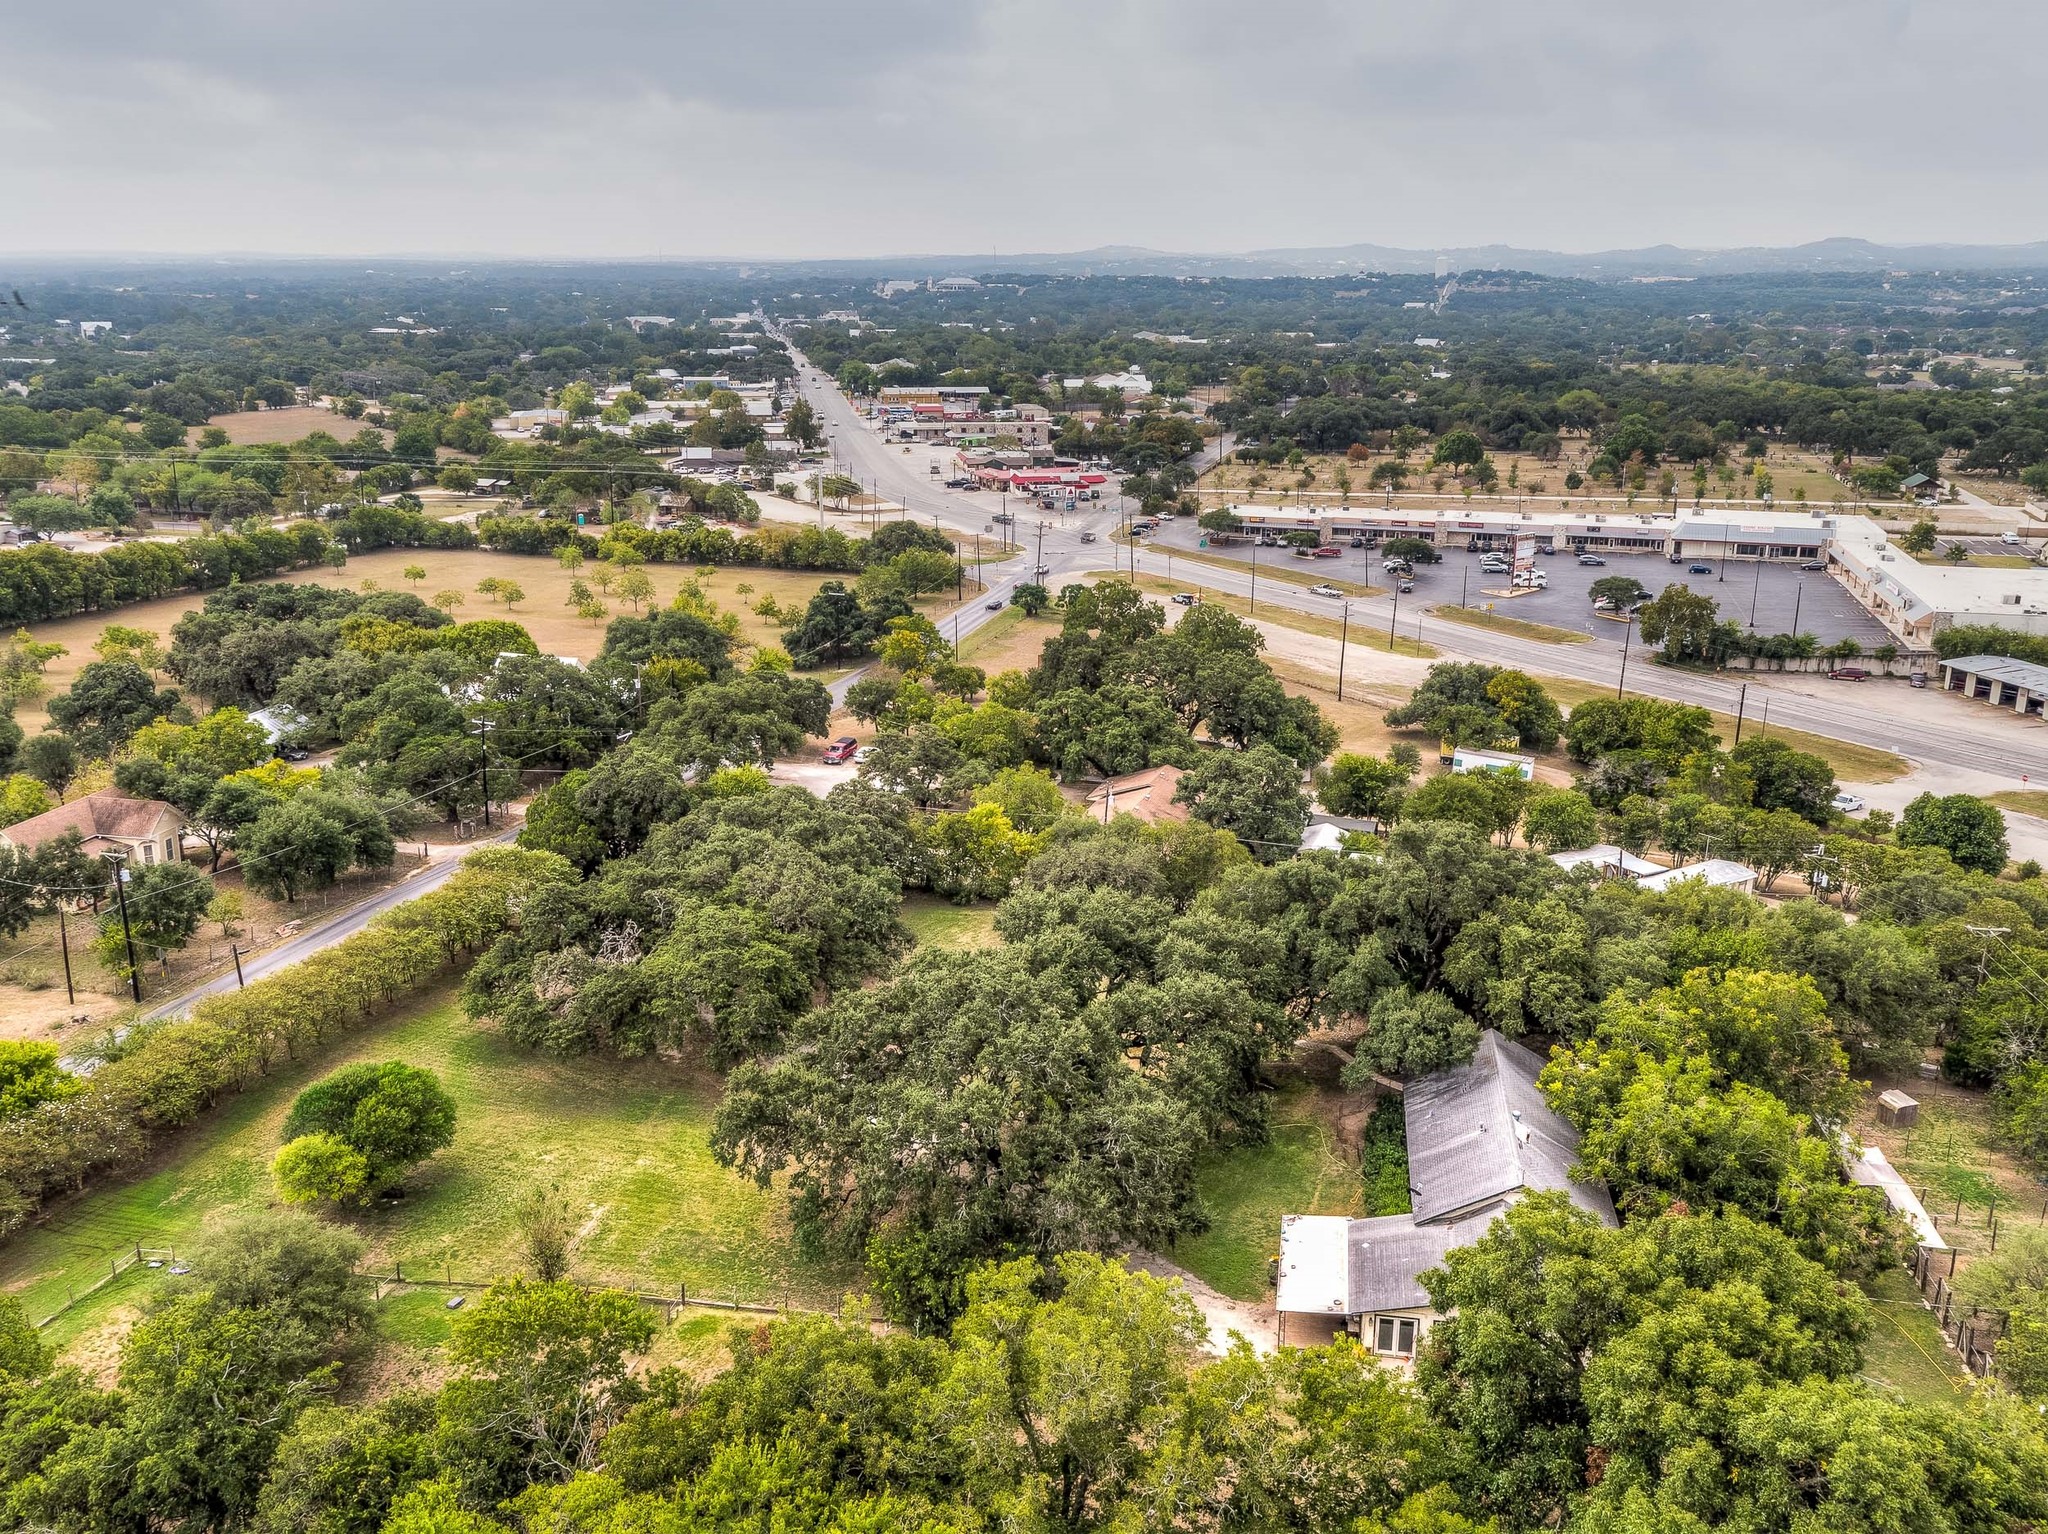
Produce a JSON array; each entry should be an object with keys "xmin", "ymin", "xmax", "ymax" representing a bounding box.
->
[{"xmin": 1830, "ymin": 516, "xmax": 2048, "ymax": 646}]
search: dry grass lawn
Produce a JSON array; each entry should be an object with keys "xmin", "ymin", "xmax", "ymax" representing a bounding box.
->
[
  {"xmin": 187, "ymin": 407, "xmax": 381, "ymax": 447},
  {"xmin": 9, "ymin": 551, "xmax": 862, "ymax": 732}
]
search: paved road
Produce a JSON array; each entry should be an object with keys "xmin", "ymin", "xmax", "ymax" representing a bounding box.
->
[
  {"xmin": 782, "ymin": 353, "xmax": 2048, "ymax": 782},
  {"xmin": 134, "ymin": 830, "xmax": 519, "ymax": 1025}
]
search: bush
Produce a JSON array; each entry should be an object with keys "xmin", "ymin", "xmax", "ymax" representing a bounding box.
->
[{"xmin": 273, "ymin": 1132, "xmax": 372, "ymax": 1207}]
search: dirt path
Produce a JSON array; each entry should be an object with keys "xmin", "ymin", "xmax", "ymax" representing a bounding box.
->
[{"xmin": 1129, "ymin": 1250, "xmax": 1277, "ymax": 1356}]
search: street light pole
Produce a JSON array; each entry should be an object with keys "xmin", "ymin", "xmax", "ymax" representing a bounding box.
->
[
  {"xmin": 1250, "ymin": 539, "xmax": 1259, "ymax": 614},
  {"xmin": 1616, "ymin": 611, "xmax": 1633, "ymax": 699},
  {"xmin": 1388, "ymin": 579, "xmax": 1401, "ymax": 647},
  {"xmin": 1748, "ymin": 553, "xmax": 1765, "ymax": 630},
  {"xmin": 1791, "ymin": 581, "xmax": 1805, "ymax": 638}
]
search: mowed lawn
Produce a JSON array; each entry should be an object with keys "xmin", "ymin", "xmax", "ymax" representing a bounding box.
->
[
  {"xmin": 1174, "ymin": 1085, "xmax": 1367, "ymax": 1302},
  {"xmin": 3, "ymin": 986, "xmax": 854, "ymax": 1357}
]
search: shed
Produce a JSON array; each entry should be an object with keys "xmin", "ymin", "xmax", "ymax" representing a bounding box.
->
[{"xmin": 1876, "ymin": 1089, "xmax": 1920, "ymax": 1128}]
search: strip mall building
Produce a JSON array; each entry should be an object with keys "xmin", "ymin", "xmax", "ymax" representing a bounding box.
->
[{"xmin": 1219, "ymin": 503, "xmax": 2048, "ymax": 649}]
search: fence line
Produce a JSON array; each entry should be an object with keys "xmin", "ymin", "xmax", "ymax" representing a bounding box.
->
[
  {"xmin": 1907, "ymin": 1243, "xmax": 2005, "ymax": 1380},
  {"xmin": 34, "ymin": 1246, "xmax": 857, "ymax": 1333}
]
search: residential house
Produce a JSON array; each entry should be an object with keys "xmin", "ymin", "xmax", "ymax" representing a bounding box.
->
[
  {"xmin": 0, "ymin": 789, "xmax": 189, "ymax": 869},
  {"xmin": 1548, "ymin": 843, "xmax": 1660, "ymax": 878},
  {"xmin": 1275, "ymin": 1030, "xmax": 1617, "ymax": 1358},
  {"xmin": 1633, "ymin": 859, "xmax": 1759, "ymax": 896},
  {"xmin": 1083, "ymin": 764, "xmax": 1185, "ymax": 826}
]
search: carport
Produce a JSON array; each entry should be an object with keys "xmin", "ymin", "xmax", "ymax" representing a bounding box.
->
[{"xmin": 1937, "ymin": 653, "xmax": 2048, "ymax": 718}]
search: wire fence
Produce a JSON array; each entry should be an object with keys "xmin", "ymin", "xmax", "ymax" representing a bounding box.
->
[
  {"xmin": 31, "ymin": 1243, "xmax": 855, "ymax": 1333},
  {"xmin": 1907, "ymin": 1243, "xmax": 2007, "ymax": 1380}
]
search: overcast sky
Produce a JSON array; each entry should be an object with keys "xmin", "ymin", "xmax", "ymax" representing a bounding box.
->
[{"xmin": 7, "ymin": 0, "xmax": 2045, "ymax": 260}]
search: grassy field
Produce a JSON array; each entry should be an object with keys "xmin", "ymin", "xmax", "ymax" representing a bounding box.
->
[
  {"xmin": 1097, "ymin": 572, "xmax": 1436, "ymax": 660},
  {"xmin": 1434, "ymin": 605, "xmax": 1591, "ymax": 645},
  {"xmin": 1538, "ymin": 673, "xmax": 1909, "ymax": 783},
  {"xmin": 899, "ymin": 894, "xmax": 1001, "ymax": 950},
  {"xmin": 4, "ymin": 987, "xmax": 853, "ymax": 1362},
  {"xmin": 1174, "ymin": 1085, "xmax": 1367, "ymax": 1302},
  {"xmin": 9, "ymin": 550, "xmax": 874, "ymax": 733},
  {"xmin": 187, "ymin": 407, "xmax": 381, "ymax": 447},
  {"xmin": 1123, "ymin": 540, "xmax": 1385, "ymax": 600},
  {"xmin": 1989, "ymin": 790, "xmax": 2048, "ymax": 819},
  {"xmin": 1859, "ymin": 1267, "xmax": 1971, "ymax": 1404}
]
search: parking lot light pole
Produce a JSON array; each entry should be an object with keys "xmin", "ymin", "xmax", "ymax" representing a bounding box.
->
[
  {"xmin": 1791, "ymin": 581, "xmax": 1805, "ymax": 638},
  {"xmin": 1749, "ymin": 555, "xmax": 1765, "ymax": 629},
  {"xmin": 1388, "ymin": 579, "xmax": 1401, "ymax": 647}
]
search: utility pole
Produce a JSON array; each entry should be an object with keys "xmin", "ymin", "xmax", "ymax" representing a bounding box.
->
[
  {"xmin": 1617, "ymin": 611, "xmax": 1633, "ymax": 699},
  {"xmin": 475, "ymin": 717, "xmax": 491, "ymax": 829},
  {"xmin": 230, "ymin": 944, "xmax": 246, "ymax": 988},
  {"xmin": 1035, "ymin": 519, "xmax": 1046, "ymax": 575},
  {"xmin": 1249, "ymin": 539, "xmax": 1259, "ymax": 614},
  {"xmin": 57, "ymin": 906, "xmax": 75, "ymax": 1005},
  {"xmin": 1733, "ymin": 682, "xmax": 1748, "ymax": 745},
  {"xmin": 106, "ymin": 854, "xmax": 141, "ymax": 1005},
  {"xmin": 1388, "ymin": 579, "xmax": 1401, "ymax": 647},
  {"xmin": 1337, "ymin": 603, "xmax": 1350, "ymax": 702}
]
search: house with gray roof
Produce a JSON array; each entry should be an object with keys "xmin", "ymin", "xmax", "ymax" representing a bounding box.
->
[{"xmin": 1275, "ymin": 1030, "xmax": 1615, "ymax": 1360}]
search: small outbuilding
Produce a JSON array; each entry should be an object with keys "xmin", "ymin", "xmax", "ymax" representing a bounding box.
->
[{"xmin": 1876, "ymin": 1088, "xmax": 1920, "ymax": 1128}]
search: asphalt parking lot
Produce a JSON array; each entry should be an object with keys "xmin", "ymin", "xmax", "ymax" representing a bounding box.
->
[{"xmin": 1143, "ymin": 522, "xmax": 1891, "ymax": 645}]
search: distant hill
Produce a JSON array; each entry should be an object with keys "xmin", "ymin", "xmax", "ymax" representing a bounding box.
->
[{"xmin": 770, "ymin": 237, "xmax": 2048, "ymax": 282}]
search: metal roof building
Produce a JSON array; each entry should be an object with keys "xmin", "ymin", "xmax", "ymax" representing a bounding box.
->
[{"xmin": 1938, "ymin": 653, "xmax": 2048, "ymax": 718}]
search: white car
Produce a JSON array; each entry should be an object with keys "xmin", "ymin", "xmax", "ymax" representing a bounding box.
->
[
  {"xmin": 854, "ymin": 745, "xmax": 878, "ymax": 765},
  {"xmin": 1308, "ymin": 583, "xmax": 1342, "ymax": 598},
  {"xmin": 1831, "ymin": 792, "xmax": 1865, "ymax": 814},
  {"xmin": 1512, "ymin": 572, "xmax": 1548, "ymax": 589},
  {"xmin": 2002, "ymin": 530, "xmax": 2024, "ymax": 546}
]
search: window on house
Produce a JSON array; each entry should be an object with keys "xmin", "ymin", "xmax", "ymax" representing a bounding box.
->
[
  {"xmin": 140, "ymin": 841, "xmax": 155, "ymax": 865},
  {"xmin": 1373, "ymin": 1316, "xmax": 1417, "ymax": 1356},
  {"xmin": 166, "ymin": 837, "xmax": 177, "ymax": 863}
]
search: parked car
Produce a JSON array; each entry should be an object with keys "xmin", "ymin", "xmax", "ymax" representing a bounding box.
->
[
  {"xmin": 1909, "ymin": 673, "xmax": 1929, "ymax": 688},
  {"xmin": 1829, "ymin": 667, "xmax": 1871, "ymax": 681},
  {"xmin": 1170, "ymin": 592, "xmax": 1197, "ymax": 606},
  {"xmin": 854, "ymin": 746, "xmax": 878, "ymax": 765},
  {"xmin": 1479, "ymin": 558, "xmax": 1510, "ymax": 573},
  {"xmin": 1831, "ymin": 792, "xmax": 1866, "ymax": 813},
  {"xmin": 1348, "ymin": 536, "xmax": 1366, "ymax": 548},
  {"xmin": 1309, "ymin": 545, "xmax": 1342, "ymax": 558},
  {"xmin": 1687, "ymin": 562, "xmax": 1713, "ymax": 574},
  {"xmin": 1308, "ymin": 583, "xmax": 1342, "ymax": 598},
  {"xmin": 1397, "ymin": 578, "xmax": 1415, "ymax": 593},
  {"xmin": 2003, "ymin": 530, "xmax": 2025, "ymax": 546},
  {"xmin": 1536, "ymin": 543, "xmax": 1557, "ymax": 556},
  {"xmin": 1383, "ymin": 558, "xmax": 1411, "ymax": 573},
  {"xmin": 1800, "ymin": 560, "xmax": 1826, "ymax": 571},
  {"xmin": 1578, "ymin": 554, "xmax": 1607, "ymax": 566},
  {"xmin": 822, "ymin": 736, "xmax": 859, "ymax": 765}
]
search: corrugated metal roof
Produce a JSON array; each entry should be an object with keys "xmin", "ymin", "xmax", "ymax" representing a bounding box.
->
[
  {"xmin": 1941, "ymin": 654, "xmax": 2048, "ymax": 693},
  {"xmin": 1404, "ymin": 1032, "xmax": 1617, "ymax": 1227}
]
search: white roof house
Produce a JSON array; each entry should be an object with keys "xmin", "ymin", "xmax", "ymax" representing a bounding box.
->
[
  {"xmin": 1842, "ymin": 1140, "xmax": 1946, "ymax": 1251},
  {"xmin": 1634, "ymin": 859, "xmax": 1759, "ymax": 895},
  {"xmin": 1548, "ymin": 843, "xmax": 1660, "ymax": 878},
  {"xmin": 1450, "ymin": 746, "xmax": 1535, "ymax": 780}
]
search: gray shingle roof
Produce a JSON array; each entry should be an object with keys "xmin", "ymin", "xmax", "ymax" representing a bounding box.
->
[
  {"xmin": 1345, "ymin": 1214, "xmax": 1471, "ymax": 1312},
  {"xmin": 1403, "ymin": 1031, "xmax": 1616, "ymax": 1227}
]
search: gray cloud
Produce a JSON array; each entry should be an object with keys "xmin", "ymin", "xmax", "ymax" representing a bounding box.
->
[{"xmin": 5, "ymin": 0, "xmax": 2044, "ymax": 259}]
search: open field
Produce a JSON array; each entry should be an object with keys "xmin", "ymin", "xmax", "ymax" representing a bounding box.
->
[
  {"xmin": 1125, "ymin": 539, "xmax": 1385, "ymax": 599},
  {"xmin": 4, "ymin": 988, "xmax": 853, "ymax": 1362},
  {"xmin": 1434, "ymin": 605, "xmax": 1590, "ymax": 644},
  {"xmin": 1193, "ymin": 440, "xmax": 1895, "ymax": 515},
  {"xmin": 188, "ymin": 407, "xmax": 381, "ymax": 447},
  {"xmin": 1174, "ymin": 1083, "xmax": 1367, "ymax": 1303},
  {"xmin": 1096, "ymin": 572, "xmax": 1436, "ymax": 660},
  {"xmin": 8, "ymin": 550, "xmax": 867, "ymax": 733},
  {"xmin": 957, "ymin": 605, "xmax": 1060, "ymax": 677},
  {"xmin": 1990, "ymin": 790, "xmax": 2048, "ymax": 818},
  {"xmin": 1537, "ymin": 673, "xmax": 1910, "ymax": 782}
]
